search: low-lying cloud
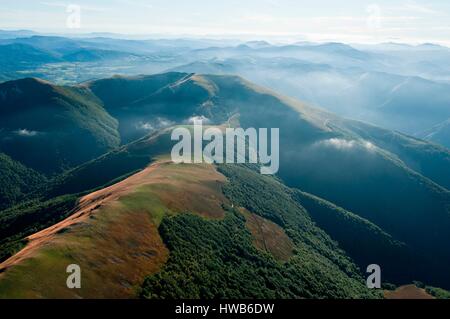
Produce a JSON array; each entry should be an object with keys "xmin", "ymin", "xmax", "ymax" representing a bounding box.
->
[
  {"xmin": 136, "ymin": 118, "xmax": 175, "ymax": 131},
  {"xmin": 187, "ymin": 116, "xmax": 210, "ymax": 124},
  {"xmin": 136, "ymin": 122, "xmax": 154, "ymax": 131},
  {"xmin": 14, "ymin": 129, "xmax": 39, "ymax": 137},
  {"xmin": 317, "ymin": 138, "xmax": 375, "ymax": 151}
]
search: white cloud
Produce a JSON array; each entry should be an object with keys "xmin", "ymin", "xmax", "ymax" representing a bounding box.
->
[
  {"xmin": 363, "ymin": 141, "xmax": 376, "ymax": 150},
  {"xmin": 317, "ymin": 138, "xmax": 376, "ymax": 151},
  {"xmin": 136, "ymin": 118, "xmax": 175, "ymax": 131},
  {"xmin": 187, "ymin": 116, "xmax": 210, "ymax": 124},
  {"xmin": 14, "ymin": 129, "xmax": 39, "ymax": 137},
  {"xmin": 136, "ymin": 122, "xmax": 154, "ymax": 131},
  {"xmin": 321, "ymin": 138, "xmax": 357, "ymax": 149},
  {"xmin": 157, "ymin": 118, "xmax": 174, "ymax": 127}
]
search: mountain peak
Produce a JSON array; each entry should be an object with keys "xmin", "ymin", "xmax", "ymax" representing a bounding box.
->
[{"xmin": 0, "ymin": 77, "xmax": 56, "ymax": 100}]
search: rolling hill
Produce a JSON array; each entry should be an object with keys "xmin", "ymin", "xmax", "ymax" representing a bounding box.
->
[
  {"xmin": 0, "ymin": 158, "xmax": 379, "ymax": 299},
  {"xmin": 62, "ymin": 49, "xmax": 140, "ymax": 63},
  {"xmin": 0, "ymin": 30, "xmax": 37, "ymax": 40},
  {"xmin": 85, "ymin": 72, "xmax": 450, "ymax": 288},
  {"xmin": 0, "ymin": 77, "xmax": 120, "ymax": 175},
  {"xmin": 0, "ymin": 43, "xmax": 59, "ymax": 68},
  {"xmin": 170, "ymin": 57, "xmax": 450, "ymax": 143},
  {"xmin": 2, "ymin": 35, "xmax": 449, "ymax": 148},
  {"xmin": 0, "ymin": 72, "xmax": 449, "ymax": 297}
]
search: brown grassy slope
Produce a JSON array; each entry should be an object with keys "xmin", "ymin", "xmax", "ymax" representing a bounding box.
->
[
  {"xmin": 0, "ymin": 161, "xmax": 228, "ymax": 298},
  {"xmin": 384, "ymin": 285, "xmax": 434, "ymax": 299},
  {"xmin": 240, "ymin": 208, "xmax": 294, "ymax": 262}
]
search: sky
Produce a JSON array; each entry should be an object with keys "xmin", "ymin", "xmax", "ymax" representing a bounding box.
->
[{"xmin": 1, "ymin": 0, "xmax": 450, "ymax": 44}]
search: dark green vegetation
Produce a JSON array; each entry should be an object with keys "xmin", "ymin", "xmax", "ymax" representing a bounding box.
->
[
  {"xmin": 85, "ymin": 73, "xmax": 190, "ymax": 143},
  {"xmin": 141, "ymin": 211, "xmax": 376, "ymax": 299},
  {"xmin": 425, "ymin": 286, "xmax": 450, "ymax": 299},
  {"xmin": 292, "ymin": 191, "xmax": 414, "ymax": 282},
  {"xmin": 1, "ymin": 71, "xmax": 450, "ymax": 296},
  {"xmin": 97, "ymin": 72, "xmax": 449, "ymax": 288},
  {"xmin": 0, "ymin": 195, "xmax": 78, "ymax": 262},
  {"xmin": 0, "ymin": 153, "xmax": 45, "ymax": 210},
  {"xmin": 44, "ymin": 130, "xmax": 173, "ymax": 198},
  {"xmin": 141, "ymin": 164, "xmax": 378, "ymax": 299},
  {"xmin": 0, "ymin": 77, "xmax": 120, "ymax": 174},
  {"xmin": 410, "ymin": 281, "xmax": 450, "ymax": 299}
]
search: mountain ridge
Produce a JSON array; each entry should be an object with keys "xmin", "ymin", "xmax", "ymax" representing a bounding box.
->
[{"xmin": 0, "ymin": 72, "xmax": 449, "ymax": 293}]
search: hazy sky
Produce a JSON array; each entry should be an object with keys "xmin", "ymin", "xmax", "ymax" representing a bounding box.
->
[{"xmin": 1, "ymin": 0, "xmax": 450, "ymax": 44}]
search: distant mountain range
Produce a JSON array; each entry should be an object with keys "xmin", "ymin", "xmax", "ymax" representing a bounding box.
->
[
  {"xmin": 0, "ymin": 73, "xmax": 449, "ymax": 298},
  {"xmin": 0, "ymin": 30, "xmax": 37, "ymax": 39},
  {"xmin": 170, "ymin": 55, "xmax": 450, "ymax": 147},
  {"xmin": 1, "ymin": 35, "xmax": 449, "ymax": 149}
]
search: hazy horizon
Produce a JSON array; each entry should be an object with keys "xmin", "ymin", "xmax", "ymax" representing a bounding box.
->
[
  {"xmin": 1, "ymin": 28, "xmax": 449, "ymax": 49},
  {"xmin": 1, "ymin": 0, "xmax": 450, "ymax": 45}
]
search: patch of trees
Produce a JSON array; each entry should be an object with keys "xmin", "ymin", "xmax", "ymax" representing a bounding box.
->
[
  {"xmin": 140, "ymin": 164, "xmax": 379, "ymax": 299},
  {"xmin": 0, "ymin": 153, "xmax": 45, "ymax": 211},
  {"xmin": 0, "ymin": 195, "xmax": 78, "ymax": 262}
]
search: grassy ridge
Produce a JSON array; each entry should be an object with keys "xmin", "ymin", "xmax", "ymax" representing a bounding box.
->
[
  {"xmin": 141, "ymin": 164, "xmax": 379, "ymax": 299},
  {"xmin": 0, "ymin": 163, "xmax": 228, "ymax": 298},
  {"xmin": 0, "ymin": 129, "xmax": 176, "ymax": 264}
]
